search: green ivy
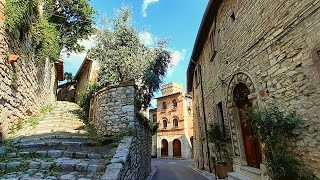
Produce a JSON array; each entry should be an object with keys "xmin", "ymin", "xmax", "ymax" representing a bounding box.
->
[
  {"xmin": 29, "ymin": 17, "xmax": 60, "ymax": 62},
  {"xmin": 5, "ymin": 0, "xmax": 61, "ymax": 62}
]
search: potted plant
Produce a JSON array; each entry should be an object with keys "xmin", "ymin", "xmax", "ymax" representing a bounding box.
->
[{"xmin": 208, "ymin": 122, "xmax": 232, "ymax": 178}]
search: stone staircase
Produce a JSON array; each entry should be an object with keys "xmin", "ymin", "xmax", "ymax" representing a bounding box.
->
[{"xmin": 0, "ymin": 101, "xmax": 118, "ymax": 180}]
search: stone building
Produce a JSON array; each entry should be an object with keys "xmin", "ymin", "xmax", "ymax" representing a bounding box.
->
[
  {"xmin": 57, "ymin": 81, "xmax": 77, "ymax": 102},
  {"xmin": 155, "ymin": 82, "xmax": 194, "ymax": 159},
  {"xmin": 74, "ymin": 57, "xmax": 99, "ymax": 101},
  {"xmin": 187, "ymin": 0, "xmax": 320, "ymax": 178}
]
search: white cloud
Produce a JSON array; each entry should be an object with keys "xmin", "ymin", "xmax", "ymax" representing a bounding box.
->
[
  {"xmin": 167, "ymin": 49, "xmax": 187, "ymax": 76},
  {"xmin": 142, "ymin": 0, "xmax": 159, "ymax": 17},
  {"xmin": 139, "ymin": 31, "xmax": 154, "ymax": 46},
  {"xmin": 61, "ymin": 35, "xmax": 96, "ymax": 76}
]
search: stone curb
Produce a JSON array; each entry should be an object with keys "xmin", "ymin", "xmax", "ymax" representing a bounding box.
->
[
  {"xmin": 145, "ymin": 166, "xmax": 157, "ymax": 180},
  {"xmin": 101, "ymin": 136, "xmax": 133, "ymax": 180},
  {"xmin": 189, "ymin": 166, "xmax": 217, "ymax": 180}
]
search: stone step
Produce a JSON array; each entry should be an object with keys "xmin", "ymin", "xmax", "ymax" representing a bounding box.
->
[
  {"xmin": 23, "ymin": 128, "xmax": 88, "ymax": 135},
  {"xmin": 7, "ymin": 150, "xmax": 102, "ymax": 159},
  {"xmin": 36, "ymin": 124, "xmax": 84, "ymax": 129},
  {"xmin": 228, "ymin": 172, "xmax": 253, "ymax": 180},
  {"xmin": 0, "ymin": 170, "xmax": 103, "ymax": 180},
  {"xmin": 239, "ymin": 166, "xmax": 261, "ymax": 179},
  {"xmin": 16, "ymin": 140, "xmax": 100, "ymax": 148},
  {"xmin": 0, "ymin": 158, "xmax": 106, "ymax": 173},
  {"xmin": 12, "ymin": 134, "xmax": 90, "ymax": 143}
]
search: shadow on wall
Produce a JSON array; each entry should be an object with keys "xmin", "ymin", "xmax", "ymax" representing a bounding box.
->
[{"xmin": 157, "ymin": 134, "xmax": 193, "ymax": 159}]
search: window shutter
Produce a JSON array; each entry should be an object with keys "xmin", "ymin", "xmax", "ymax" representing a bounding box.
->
[{"xmin": 222, "ymin": 100, "xmax": 230, "ymax": 138}]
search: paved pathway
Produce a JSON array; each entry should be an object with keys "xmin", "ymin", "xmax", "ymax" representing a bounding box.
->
[{"xmin": 151, "ymin": 159, "xmax": 209, "ymax": 180}]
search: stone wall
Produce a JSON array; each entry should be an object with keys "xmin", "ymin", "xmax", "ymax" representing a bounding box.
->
[
  {"xmin": 192, "ymin": 0, "xmax": 320, "ymax": 177},
  {"xmin": 89, "ymin": 82, "xmax": 136, "ymax": 137},
  {"xmin": 91, "ymin": 82, "xmax": 152, "ymax": 180},
  {"xmin": 102, "ymin": 135, "xmax": 151, "ymax": 180},
  {"xmin": 0, "ymin": 0, "xmax": 57, "ymax": 139}
]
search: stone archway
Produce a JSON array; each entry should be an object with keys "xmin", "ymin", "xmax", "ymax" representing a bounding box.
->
[
  {"xmin": 226, "ymin": 72, "xmax": 261, "ymax": 167},
  {"xmin": 173, "ymin": 139, "xmax": 182, "ymax": 157},
  {"xmin": 161, "ymin": 139, "xmax": 168, "ymax": 157}
]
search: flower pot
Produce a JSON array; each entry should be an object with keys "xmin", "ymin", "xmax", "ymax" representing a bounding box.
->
[
  {"xmin": 215, "ymin": 162, "xmax": 233, "ymax": 179},
  {"xmin": 8, "ymin": 54, "xmax": 18, "ymax": 62}
]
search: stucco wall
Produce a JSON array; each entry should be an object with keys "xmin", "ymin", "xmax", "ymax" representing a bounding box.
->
[
  {"xmin": 192, "ymin": 0, "xmax": 320, "ymax": 176},
  {"xmin": 0, "ymin": 0, "xmax": 57, "ymax": 139}
]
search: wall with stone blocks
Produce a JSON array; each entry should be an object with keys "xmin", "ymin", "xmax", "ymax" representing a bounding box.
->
[
  {"xmin": 89, "ymin": 82, "xmax": 136, "ymax": 137},
  {"xmin": 102, "ymin": 135, "xmax": 151, "ymax": 180},
  {"xmin": 0, "ymin": 0, "xmax": 57, "ymax": 139},
  {"xmin": 192, "ymin": 0, "xmax": 320, "ymax": 176},
  {"xmin": 91, "ymin": 82, "xmax": 152, "ymax": 180}
]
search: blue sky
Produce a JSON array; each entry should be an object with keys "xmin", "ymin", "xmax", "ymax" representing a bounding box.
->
[{"xmin": 62, "ymin": 0, "xmax": 208, "ymax": 107}]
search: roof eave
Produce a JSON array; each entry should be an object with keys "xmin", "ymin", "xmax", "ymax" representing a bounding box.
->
[{"xmin": 186, "ymin": 0, "xmax": 223, "ymax": 93}]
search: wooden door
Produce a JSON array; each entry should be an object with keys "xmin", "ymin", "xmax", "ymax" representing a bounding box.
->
[
  {"xmin": 239, "ymin": 110, "xmax": 262, "ymax": 168},
  {"xmin": 173, "ymin": 139, "xmax": 181, "ymax": 157},
  {"xmin": 161, "ymin": 139, "xmax": 168, "ymax": 157}
]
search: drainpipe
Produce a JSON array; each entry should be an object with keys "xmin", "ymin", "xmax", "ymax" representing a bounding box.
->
[{"xmin": 191, "ymin": 59, "xmax": 211, "ymax": 173}]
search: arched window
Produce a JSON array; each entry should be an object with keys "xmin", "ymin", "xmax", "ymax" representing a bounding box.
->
[
  {"xmin": 172, "ymin": 99, "xmax": 177, "ymax": 109},
  {"xmin": 162, "ymin": 102, "xmax": 167, "ymax": 110},
  {"xmin": 163, "ymin": 119, "xmax": 168, "ymax": 129},
  {"xmin": 173, "ymin": 118, "xmax": 178, "ymax": 128},
  {"xmin": 152, "ymin": 114, "xmax": 157, "ymax": 123}
]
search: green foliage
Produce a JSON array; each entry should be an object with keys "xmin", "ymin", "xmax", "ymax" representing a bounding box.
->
[
  {"xmin": 246, "ymin": 104, "xmax": 318, "ymax": 180},
  {"xmin": 149, "ymin": 122, "xmax": 159, "ymax": 136},
  {"xmin": 0, "ymin": 155, "xmax": 13, "ymax": 163},
  {"xmin": 77, "ymin": 83, "xmax": 98, "ymax": 120},
  {"xmin": 2, "ymin": 142, "xmax": 19, "ymax": 153},
  {"xmin": 45, "ymin": 0, "xmax": 96, "ymax": 53},
  {"xmin": 10, "ymin": 71, "xmax": 18, "ymax": 89},
  {"xmin": 246, "ymin": 105, "xmax": 302, "ymax": 152},
  {"xmin": 29, "ymin": 17, "xmax": 61, "ymax": 61},
  {"xmin": 4, "ymin": 0, "xmax": 95, "ymax": 61},
  {"xmin": 207, "ymin": 122, "xmax": 230, "ymax": 163},
  {"xmin": 13, "ymin": 119, "xmax": 23, "ymax": 131},
  {"xmin": 64, "ymin": 72, "xmax": 73, "ymax": 82},
  {"xmin": 88, "ymin": 6, "xmax": 171, "ymax": 109},
  {"xmin": 27, "ymin": 117, "xmax": 39, "ymax": 128},
  {"xmin": 42, "ymin": 163, "xmax": 62, "ymax": 176},
  {"xmin": 40, "ymin": 105, "xmax": 54, "ymax": 115}
]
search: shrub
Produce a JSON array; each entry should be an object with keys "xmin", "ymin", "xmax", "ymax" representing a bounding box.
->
[
  {"xmin": 77, "ymin": 83, "xmax": 99, "ymax": 121},
  {"xmin": 246, "ymin": 104, "xmax": 318, "ymax": 180},
  {"xmin": 207, "ymin": 122, "xmax": 230, "ymax": 164}
]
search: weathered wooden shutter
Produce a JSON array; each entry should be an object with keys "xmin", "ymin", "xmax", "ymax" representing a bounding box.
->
[{"xmin": 222, "ymin": 100, "xmax": 230, "ymax": 138}]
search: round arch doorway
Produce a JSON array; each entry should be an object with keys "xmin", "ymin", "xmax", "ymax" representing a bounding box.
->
[
  {"xmin": 233, "ymin": 82, "xmax": 262, "ymax": 168},
  {"xmin": 161, "ymin": 139, "xmax": 168, "ymax": 157},
  {"xmin": 173, "ymin": 139, "xmax": 182, "ymax": 157}
]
